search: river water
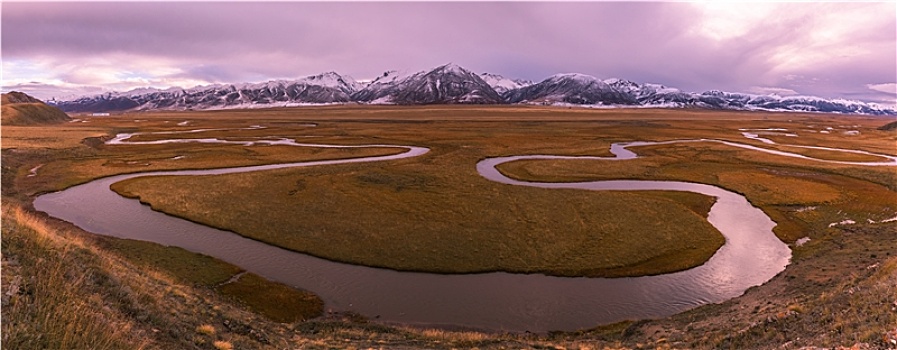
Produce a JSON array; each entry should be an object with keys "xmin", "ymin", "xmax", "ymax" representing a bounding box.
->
[{"xmin": 40, "ymin": 128, "xmax": 890, "ymax": 331}]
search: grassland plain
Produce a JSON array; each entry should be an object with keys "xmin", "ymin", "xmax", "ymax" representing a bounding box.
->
[
  {"xmin": 3, "ymin": 105, "xmax": 897, "ymax": 348},
  {"xmin": 112, "ymin": 161, "xmax": 722, "ymax": 277},
  {"xmin": 109, "ymin": 107, "xmax": 896, "ymax": 276}
]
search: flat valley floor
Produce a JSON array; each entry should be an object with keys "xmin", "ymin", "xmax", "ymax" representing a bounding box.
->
[{"xmin": 3, "ymin": 106, "xmax": 896, "ymax": 349}]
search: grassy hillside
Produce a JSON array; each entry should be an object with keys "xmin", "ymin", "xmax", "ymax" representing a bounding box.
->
[
  {"xmin": 2, "ymin": 91, "xmax": 71, "ymax": 126},
  {"xmin": 2, "ymin": 204, "xmax": 324, "ymax": 349},
  {"xmin": 878, "ymin": 120, "xmax": 897, "ymax": 131}
]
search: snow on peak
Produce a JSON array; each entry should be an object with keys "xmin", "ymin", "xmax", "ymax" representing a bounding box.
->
[
  {"xmin": 369, "ymin": 64, "xmax": 472, "ymax": 87},
  {"xmin": 119, "ymin": 87, "xmax": 165, "ymax": 97},
  {"xmin": 239, "ymin": 80, "xmax": 287, "ymax": 91},
  {"xmin": 51, "ymin": 63, "xmax": 897, "ymax": 116},
  {"xmin": 368, "ymin": 70, "xmax": 417, "ymax": 86},
  {"xmin": 352, "ymin": 63, "xmax": 504, "ymax": 104},
  {"xmin": 641, "ymin": 83, "xmax": 680, "ymax": 94},
  {"xmin": 435, "ymin": 63, "xmax": 467, "ymax": 74},
  {"xmin": 299, "ymin": 72, "xmax": 362, "ymax": 92},
  {"xmin": 197, "ymin": 72, "xmax": 363, "ymax": 94},
  {"xmin": 479, "ymin": 73, "xmax": 533, "ymax": 93},
  {"xmin": 603, "ymin": 78, "xmax": 622, "ymax": 85},
  {"xmin": 547, "ymin": 73, "xmax": 601, "ymax": 84}
]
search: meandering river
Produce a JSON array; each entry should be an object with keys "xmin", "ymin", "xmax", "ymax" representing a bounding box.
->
[{"xmin": 33, "ymin": 127, "xmax": 895, "ymax": 331}]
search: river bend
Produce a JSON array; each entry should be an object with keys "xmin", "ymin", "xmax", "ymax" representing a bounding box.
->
[{"xmin": 34, "ymin": 127, "xmax": 894, "ymax": 331}]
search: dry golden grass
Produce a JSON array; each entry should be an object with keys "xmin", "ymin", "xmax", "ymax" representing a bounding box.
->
[
  {"xmin": 703, "ymin": 221, "xmax": 897, "ymax": 349},
  {"xmin": 1, "ymin": 206, "xmax": 150, "ymax": 349},
  {"xmin": 113, "ymin": 159, "xmax": 724, "ymax": 277},
  {"xmin": 196, "ymin": 324, "xmax": 217, "ymax": 335},
  {"xmin": 91, "ymin": 108, "xmax": 893, "ymax": 276},
  {"xmin": 212, "ymin": 340, "xmax": 234, "ymax": 350},
  {"xmin": 767, "ymin": 144, "xmax": 892, "ymax": 162},
  {"xmin": 418, "ymin": 329, "xmax": 490, "ymax": 342},
  {"xmin": 1, "ymin": 102, "xmax": 71, "ymax": 126},
  {"xmin": 499, "ymin": 140, "xmax": 897, "ymax": 243},
  {"xmin": 1, "ymin": 202, "xmax": 329, "ymax": 349},
  {"xmin": 1, "ymin": 125, "xmax": 108, "ymax": 149},
  {"xmin": 7, "ymin": 132, "xmax": 402, "ymax": 197},
  {"xmin": 818, "ymin": 255, "xmax": 897, "ymax": 344}
]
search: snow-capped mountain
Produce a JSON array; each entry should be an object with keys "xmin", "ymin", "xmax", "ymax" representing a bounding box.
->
[
  {"xmin": 505, "ymin": 73, "xmax": 639, "ymax": 105},
  {"xmin": 349, "ymin": 70, "xmax": 415, "ymax": 103},
  {"xmin": 352, "ymin": 64, "xmax": 504, "ymax": 104},
  {"xmin": 54, "ymin": 72, "xmax": 362, "ymax": 112},
  {"xmin": 617, "ymin": 84, "xmax": 895, "ymax": 115},
  {"xmin": 478, "ymin": 73, "xmax": 533, "ymax": 94},
  {"xmin": 720, "ymin": 92, "xmax": 893, "ymax": 115},
  {"xmin": 509, "ymin": 74, "xmax": 895, "ymax": 115},
  {"xmin": 51, "ymin": 63, "xmax": 896, "ymax": 115}
]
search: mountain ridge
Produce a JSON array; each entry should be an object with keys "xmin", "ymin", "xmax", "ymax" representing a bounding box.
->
[
  {"xmin": 352, "ymin": 63, "xmax": 504, "ymax": 104},
  {"xmin": 48, "ymin": 64, "xmax": 896, "ymax": 116}
]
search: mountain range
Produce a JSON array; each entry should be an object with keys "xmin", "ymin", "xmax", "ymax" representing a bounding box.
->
[{"xmin": 49, "ymin": 63, "xmax": 896, "ymax": 116}]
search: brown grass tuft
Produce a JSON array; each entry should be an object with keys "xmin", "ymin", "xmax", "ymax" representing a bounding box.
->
[
  {"xmin": 196, "ymin": 324, "xmax": 217, "ymax": 335},
  {"xmin": 419, "ymin": 328, "xmax": 489, "ymax": 342},
  {"xmin": 213, "ymin": 340, "xmax": 234, "ymax": 350}
]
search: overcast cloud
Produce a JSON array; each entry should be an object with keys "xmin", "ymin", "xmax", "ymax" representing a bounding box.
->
[{"xmin": 2, "ymin": 2, "xmax": 894, "ymax": 106}]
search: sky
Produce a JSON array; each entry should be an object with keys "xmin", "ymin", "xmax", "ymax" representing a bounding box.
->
[{"xmin": 2, "ymin": 2, "xmax": 895, "ymax": 106}]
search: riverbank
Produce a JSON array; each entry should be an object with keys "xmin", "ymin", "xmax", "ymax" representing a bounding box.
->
[{"xmin": 5, "ymin": 198, "xmax": 895, "ymax": 348}]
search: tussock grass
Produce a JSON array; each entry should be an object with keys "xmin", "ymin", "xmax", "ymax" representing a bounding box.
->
[
  {"xmin": 418, "ymin": 328, "xmax": 490, "ymax": 342},
  {"xmin": 1, "ymin": 202, "xmax": 327, "ymax": 349},
  {"xmin": 212, "ymin": 340, "xmax": 234, "ymax": 350},
  {"xmin": 703, "ymin": 222, "xmax": 897, "ymax": 349},
  {"xmin": 196, "ymin": 324, "xmax": 217, "ymax": 335},
  {"xmin": 814, "ymin": 255, "xmax": 897, "ymax": 345},
  {"xmin": 1, "ymin": 206, "xmax": 149, "ymax": 349}
]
